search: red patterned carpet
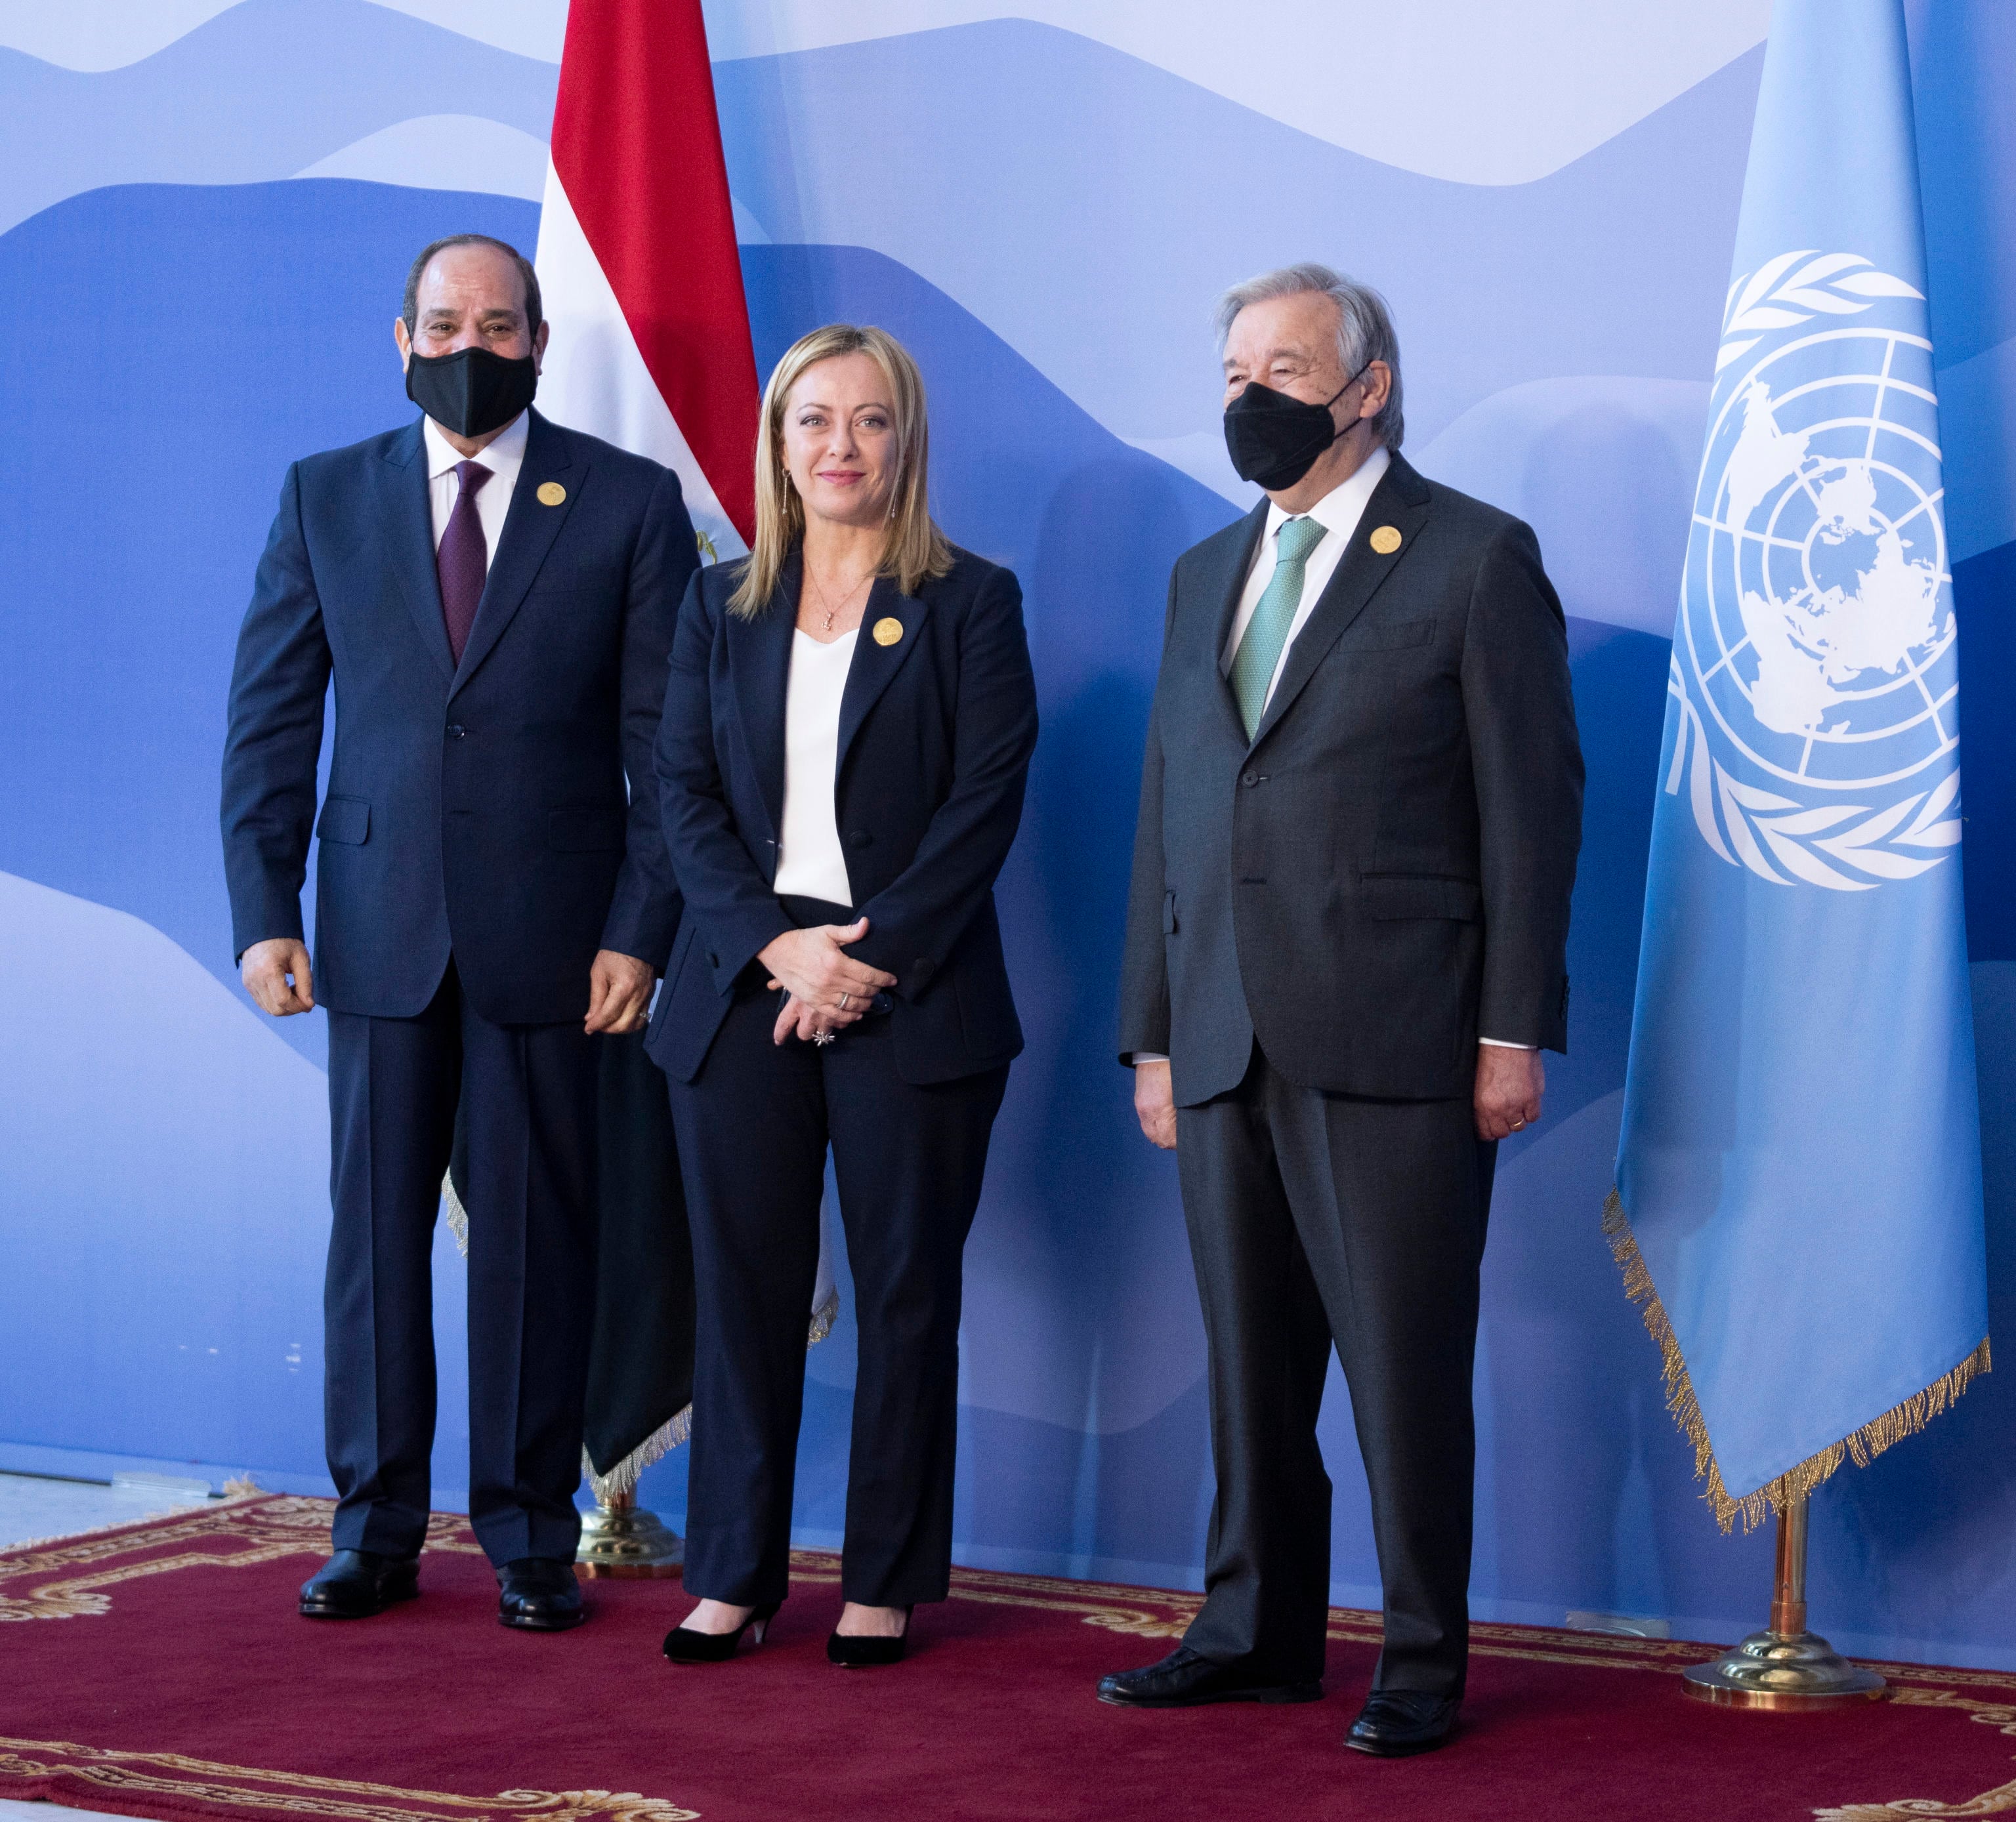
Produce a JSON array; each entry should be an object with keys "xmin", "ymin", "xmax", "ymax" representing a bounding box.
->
[{"xmin": 0, "ymin": 1495, "xmax": 2009, "ymax": 1822}]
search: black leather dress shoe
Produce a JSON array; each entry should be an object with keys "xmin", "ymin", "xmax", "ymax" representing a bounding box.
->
[
  {"xmin": 497, "ymin": 1558, "xmax": 585, "ymax": 1632},
  {"xmin": 1097, "ymin": 1646, "xmax": 1322, "ymax": 1708},
  {"xmin": 299, "ymin": 1550, "xmax": 419, "ymax": 1619},
  {"xmin": 1345, "ymin": 1689, "xmax": 1460, "ymax": 1756}
]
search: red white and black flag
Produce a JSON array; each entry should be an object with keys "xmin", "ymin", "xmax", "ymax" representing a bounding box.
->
[{"xmin": 536, "ymin": 0, "xmax": 760, "ymax": 554}]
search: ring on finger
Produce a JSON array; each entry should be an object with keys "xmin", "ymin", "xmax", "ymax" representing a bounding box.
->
[{"xmin": 839, "ymin": 992, "xmax": 851, "ymax": 1010}]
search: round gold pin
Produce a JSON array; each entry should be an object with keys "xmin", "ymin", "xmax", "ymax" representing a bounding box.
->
[
  {"xmin": 1370, "ymin": 524, "xmax": 1402, "ymax": 555},
  {"xmin": 537, "ymin": 481, "xmax": 567, "ymax": 507},
  {"xmin": 873, "ymin": 617, "xmax": 904, "ymax": 647}
]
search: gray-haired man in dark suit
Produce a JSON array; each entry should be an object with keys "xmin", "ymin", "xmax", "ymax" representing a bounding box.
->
[{"xmin": 1101, "ymin": 264, "xmax": 1584, "ymax": 1756}]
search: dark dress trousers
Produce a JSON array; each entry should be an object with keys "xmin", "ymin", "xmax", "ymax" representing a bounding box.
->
[
  {"xmin": 1117, "ymin": 451, "xmax": 1584, "ymax": 1694},
  {"xmin": 647, "ymin": 548, "xmax": 1036, "ymax": 1608},
  {"xmin": 221, "ymin": 408, "xmax": 696, "ymax": 1565}
]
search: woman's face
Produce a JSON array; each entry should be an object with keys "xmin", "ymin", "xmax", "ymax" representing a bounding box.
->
[{"xmin": 780, "ymin": 352, "xmax": 900, "ymax": 531}]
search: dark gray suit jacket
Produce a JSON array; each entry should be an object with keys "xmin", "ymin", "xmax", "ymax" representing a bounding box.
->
[{"xmin": 1116, "ymin": 451, "xmax": 1584, "ymax": 1106}]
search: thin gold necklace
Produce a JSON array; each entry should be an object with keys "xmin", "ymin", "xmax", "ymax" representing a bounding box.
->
[{"xmin": 806, "ymin": 564, "xmax": 873, "ymax": 634}]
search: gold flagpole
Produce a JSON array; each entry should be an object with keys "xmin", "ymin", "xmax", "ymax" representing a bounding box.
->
[
  {"xmin": 577, "ymin": 1485, "xmax": 683, "ymax": 1579},
  {"xmin": 1681, "ymin": 1494, "xmax": 1883, "ymax": 1707}
]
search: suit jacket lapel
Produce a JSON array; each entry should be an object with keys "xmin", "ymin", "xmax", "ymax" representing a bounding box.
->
[
  {"xmin": 379, "ymin": 420, "xmax": 454, "ymax": 683},
  {"xmin": 729, "ymin": 551, "xmax": 798, "ymax": 846},
  {"xmin": 1209, "ymin": 503, "xmax": 1269, "ymax": 743},
  {"xmin": 452, "ymin": 410, "xmax": 579, "ymax": 694},
  {"xmin": 837, "ymin": 575, "xmax": 930, "ymax": 776},
  {"xmin": 1250, "ymin": 454, "xmax": 1433, "ymax": 749}
]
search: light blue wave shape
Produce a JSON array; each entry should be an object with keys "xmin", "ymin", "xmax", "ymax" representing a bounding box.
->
[
  {"xmin": 713, "ymin": 20, "xmax": 1765, "ymax": 455},
  {"xmin": 0, "ymin": 0, "xmax": 555, "ymax": 237},
  {"xmin": 296, "ymin": 114, "xmax": 549, "ymax": 200}
]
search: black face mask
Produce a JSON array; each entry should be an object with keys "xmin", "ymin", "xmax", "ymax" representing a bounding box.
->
[
  {"xmin": 1223, "ymin": 363, "xmax": 1368, "ymax": 491},
  {"xmin": 406, "ymin": 344, "xmax": 538, "ymax": 440}
]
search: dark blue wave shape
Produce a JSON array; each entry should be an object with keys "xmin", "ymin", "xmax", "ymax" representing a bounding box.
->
[
  {"xmin": 0, "ymin": 0, "xmax": 556, "ymax": 236},
  {"xmin": 0, "ymin": 180, "xmax": 541, "ymax": 1071},
  {"xmin": 1956, "ymin": 536, "xmax": 2016, "ymax": 959}
]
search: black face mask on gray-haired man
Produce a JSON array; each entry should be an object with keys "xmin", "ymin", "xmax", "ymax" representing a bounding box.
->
[{"xmin": 1102, "ymin": 274, "xmax": 1585, "ymax": 1758}]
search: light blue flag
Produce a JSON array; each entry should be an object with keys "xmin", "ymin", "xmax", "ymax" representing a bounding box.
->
[{"xmin": 1610, "ymin": 0, "xmax": 1989, "ymax": 1529}]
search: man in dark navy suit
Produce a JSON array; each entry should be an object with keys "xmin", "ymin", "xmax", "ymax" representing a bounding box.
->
[{"xmin": 221, "ymin": 234, "xmax": 698, "ymax": 1630}]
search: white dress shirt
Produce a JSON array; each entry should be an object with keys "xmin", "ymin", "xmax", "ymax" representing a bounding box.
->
[
  {"xmin": 1143, "ymin": 444, "xmax": 1528, "ymax": 1058},
  {"xmin": 423, "ymin": 409, "xmax": 528, "ymax": 570},
  {"xmin": 774, "ymin": 627, "xmax": 859, "ymax": 905},
  {"xmin": 1221, "ymin": 445, "xmax": 1389, "ymax": 709}
]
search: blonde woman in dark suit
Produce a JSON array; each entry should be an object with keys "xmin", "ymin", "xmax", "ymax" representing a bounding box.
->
[{"xmin": 646, "ymin": 325, "xmax": 1037, "ymax": 1668}]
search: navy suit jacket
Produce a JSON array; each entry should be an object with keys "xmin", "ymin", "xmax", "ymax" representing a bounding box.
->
[
  {"xmin": 1117, "ymin": 451, "xmax": 1584, "ymax": 1105},
  {"xmin": 646, "ymin": 547, "xmax": 1037, "ymax": 1087},
  {"xmin": 221, "ymin": 409, "xmax": 698, "ymax": 1025}
]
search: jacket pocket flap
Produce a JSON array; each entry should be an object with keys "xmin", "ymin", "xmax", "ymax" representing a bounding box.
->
[
  {"xmin": 1362, "ymin": 873, "xmax": 1480, "ymax": 921},
  {"xmin": 1351, "ymin": 619, "xmax": 1434, "ymax": 653},
  {"xmin": 315, "ymin": 795, "xmax": 369, "ymax": 845},
  {"xmin": 548, "ymin": 806, "xmax": 625, "ymax": 852}
]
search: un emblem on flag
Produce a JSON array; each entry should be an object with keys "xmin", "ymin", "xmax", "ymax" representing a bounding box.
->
[{"xmin": 1670, "ymin": 252, "xmax": 1962, "ymax": 890}]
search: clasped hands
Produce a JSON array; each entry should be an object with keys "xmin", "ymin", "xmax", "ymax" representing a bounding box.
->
[
  {"xmin": 1131, "ymin": 1045, "xmax": 1547, "ymax": 1150},
  {"xmin": 240, "ymin": 938, "xmax": 656, "ymax": 1035},
  {"xmin": 759, "ymin": 918, "xmax": 898, "ymax": 1046}
]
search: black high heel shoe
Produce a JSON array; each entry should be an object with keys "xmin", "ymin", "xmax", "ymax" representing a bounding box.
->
[
  {"xmin": 827, "ymin": 1605, "xmax": 913, "ymax": 1668},
  {"xmin": 662, "ymin": 1602, "xmax": 780, "ymax": 1664}
]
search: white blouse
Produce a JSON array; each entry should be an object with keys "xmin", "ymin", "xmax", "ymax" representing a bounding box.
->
[{"xmin": 772, "ymin": 627, "xmax": 859, "ymax": 905}]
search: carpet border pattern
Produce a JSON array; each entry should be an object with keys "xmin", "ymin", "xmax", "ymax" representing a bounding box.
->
[{"xmin": 5, "ymin": 1496, "xmax": 2016, "ymax": 1822}]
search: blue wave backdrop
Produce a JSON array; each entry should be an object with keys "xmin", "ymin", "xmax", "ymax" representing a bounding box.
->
[{"xmin": 2, "ymin": 0, "xmax": 2013, "ymax": 1667}]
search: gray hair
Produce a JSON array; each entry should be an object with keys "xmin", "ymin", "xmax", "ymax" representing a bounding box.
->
[{"xmin": 1213, "ymin": 262, "xmax": 1404, "ymax": 450}]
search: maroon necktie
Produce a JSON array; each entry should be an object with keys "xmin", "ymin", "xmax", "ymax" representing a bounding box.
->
[{"xmin": 437, "ymin": 461, "xmax": 492, "ymax": 666}]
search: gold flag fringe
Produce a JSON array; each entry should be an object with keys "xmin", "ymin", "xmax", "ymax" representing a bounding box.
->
[
  {"xmin": 1603, "ymin": 1186, "xmax": 1990, "ymax": 1533},
  {"xmin": 579, "ymin": 1287, "xmax": 842, "ymax": 1502},
  {"xmin": 584, "ymin": 1407, "xmax": 692, "ymax": 1504},
  {"xmin": 443, "ymin": 1170, "xmax": 470, "ymax": 1257}
]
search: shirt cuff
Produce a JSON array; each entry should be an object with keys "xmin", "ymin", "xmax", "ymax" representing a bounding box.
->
[
  {"xmin": 1478, "ymin": 1037, "xmax": 1535, "ymax": 1049},
  {"xmin": 1131, "ymin": 1052, "xmax": 1169, "ymax": 1064}
]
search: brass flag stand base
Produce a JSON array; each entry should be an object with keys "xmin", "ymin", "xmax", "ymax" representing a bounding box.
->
[
  {"xmin": 1681, "ymin": 1495, "xmax": 1884, "ymax": 1709},
  {"xmin": 576, "ymin": 1488, "xmax": 684, "ymax": 1580}
]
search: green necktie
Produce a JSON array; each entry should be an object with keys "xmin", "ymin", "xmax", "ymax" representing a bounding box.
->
[{"xmin": 1230, "ymin": 514, "xmax": 1328, "ymax": 737}]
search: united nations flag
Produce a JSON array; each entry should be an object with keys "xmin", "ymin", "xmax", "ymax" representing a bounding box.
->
[{"xmin": 1611, "ymin": 0, "xmax": 1989, "ymax": 1529}]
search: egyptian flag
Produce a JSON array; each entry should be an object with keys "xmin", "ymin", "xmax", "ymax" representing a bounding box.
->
[{"xmin": 536, "ymin": 0, "xmax": 759, "ymax": 556}]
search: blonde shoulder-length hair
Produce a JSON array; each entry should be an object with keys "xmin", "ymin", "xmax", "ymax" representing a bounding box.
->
[{"xmin": 728, "ymin": 323, "xmax": 956, "ymax": 619}]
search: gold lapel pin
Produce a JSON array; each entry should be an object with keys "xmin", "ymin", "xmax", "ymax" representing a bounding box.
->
[
  {"xmin": 537, "ymin": 481, "xmax": 567, "ymax": 507},
  {"xmin": 872, "ymin": 617, "xmax": 904, "ymax": 647},
  {"xmin": 1369, "ymin": 524, "xmax": 1402, "ymax": 555}
]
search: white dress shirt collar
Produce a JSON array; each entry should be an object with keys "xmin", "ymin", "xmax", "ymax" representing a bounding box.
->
[
  {"xmin": 1260, "ymin": 441, "xmax": 1391, "ymax": 550},
  {"xmin": 1224, "ymin": 443, "xmax": 1394, "ymax": 684},
  {"xmin": 421, "ymin": 411, "xmax": 529, "ymax": 566},
  {"xmin": 423, "ymin": 408, "xmax": 529, "ymax": 483}
]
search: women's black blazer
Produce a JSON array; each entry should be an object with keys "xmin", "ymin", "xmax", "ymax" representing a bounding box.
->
[{"xmin": 647, "ymin": 547, "xmax": 1038, "ymax": 1087}]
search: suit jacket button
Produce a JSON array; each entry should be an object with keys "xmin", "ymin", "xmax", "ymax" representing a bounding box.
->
[
  {"xmin": 1241, "ymin": 770, "xmax": 1259, "ymax": 786},
  {"xmin": 447, "ymin": 724, "xmax": 466, "ymax": 739},
  {"xmin": 914, "ymin": 957, "xmax": 934, "ymax": 977},
  {"xmin": 848, "ymin": 831, "xmax": 872, "ymax": 848}
]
